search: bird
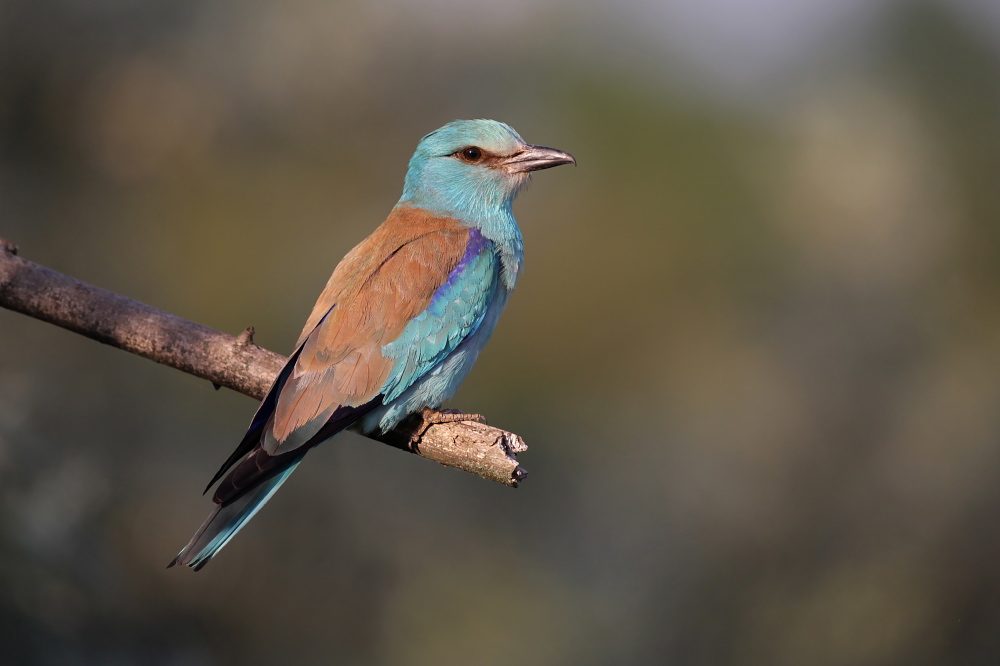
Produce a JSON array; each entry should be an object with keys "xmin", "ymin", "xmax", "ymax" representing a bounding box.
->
[{"xmin": 168, "ymin": 119, "xmax": 574, "ymax": 570}]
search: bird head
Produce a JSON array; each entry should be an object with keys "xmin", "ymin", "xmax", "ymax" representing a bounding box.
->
[{"xmin": 399, "ymin": 119, "xmax": 575, "ymax": 222}]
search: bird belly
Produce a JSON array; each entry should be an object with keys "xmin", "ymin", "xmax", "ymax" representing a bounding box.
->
[{"xmin": 354, "ymin": 288, "xmax": 510, "ymax": 434}]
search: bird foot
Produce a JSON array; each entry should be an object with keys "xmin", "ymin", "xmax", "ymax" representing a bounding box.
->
[{"xmin": 408, "ymin": 407, "xmax": 488, "ymax": 449}]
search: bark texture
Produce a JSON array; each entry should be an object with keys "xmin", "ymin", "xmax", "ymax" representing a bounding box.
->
[{"xmin": 0, "ymin": 237, "xmax": 527, "ymax": 487}]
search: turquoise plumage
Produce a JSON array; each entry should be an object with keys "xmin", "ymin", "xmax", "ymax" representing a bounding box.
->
[
  {"xmin": 381, "ymin": 230, "xmax": 496, "ymax": 403},
  {"xmin": 169, "ymin": 119, "xmax": 574, "ymax": 570}
]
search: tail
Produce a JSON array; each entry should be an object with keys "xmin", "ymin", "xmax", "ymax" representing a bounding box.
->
[{"xmin": 167, "ymin": 458, "xmax": 302, "ymax": 571}]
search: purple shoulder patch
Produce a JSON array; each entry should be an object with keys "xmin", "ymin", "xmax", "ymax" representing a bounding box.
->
[{"xmin": 431, "ymin": 228, "xmax": 490, "ymax": 302}]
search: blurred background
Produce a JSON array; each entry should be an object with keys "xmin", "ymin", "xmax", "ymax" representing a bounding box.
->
[{"xmin": 3, "ymin": 0, "xmax": 1000, "ymax": 663}]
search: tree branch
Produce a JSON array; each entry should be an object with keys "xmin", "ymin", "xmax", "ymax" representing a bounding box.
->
[{"xmin": 0, "ymin": 237, "xmax": 527, "ymax": 487}]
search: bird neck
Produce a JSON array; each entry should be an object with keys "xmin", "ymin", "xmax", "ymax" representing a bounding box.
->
[{"xmin": 478, "ymin": 206, "xmax": 524, "ymax": 292}]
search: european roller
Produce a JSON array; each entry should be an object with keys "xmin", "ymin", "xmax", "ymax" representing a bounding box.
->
[{"xmin": 169, "ymin": 119, "xmax": 574, "ymax": 569}]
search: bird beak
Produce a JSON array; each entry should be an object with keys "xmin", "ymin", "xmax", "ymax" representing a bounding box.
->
[{"xmin": 503, "ymin": 145, "xmax": 577, "ymax": 173}]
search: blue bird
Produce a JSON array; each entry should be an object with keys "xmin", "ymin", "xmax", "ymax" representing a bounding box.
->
[{"xmin": 169, "ymin": 119, "xmax": 574, "ymax": 569}]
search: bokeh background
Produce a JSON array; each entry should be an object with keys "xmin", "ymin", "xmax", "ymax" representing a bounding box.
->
[{"xmin": 3, "ymin": 0, "xmax": 1000, "ymax": 663}]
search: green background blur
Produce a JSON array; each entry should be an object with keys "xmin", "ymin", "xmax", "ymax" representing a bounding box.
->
[{"xmin": 3, "ymin": 1, "xmax": 1000, "ymax": 664}]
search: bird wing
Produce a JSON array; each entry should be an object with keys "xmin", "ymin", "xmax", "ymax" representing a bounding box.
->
[
  {"xmin": 208, "ymin": 206, "xmax": 499, "ymax": 505},
  {"xmin": 379, "ymin": 226, "xmax": 496, "ymax": 403}
]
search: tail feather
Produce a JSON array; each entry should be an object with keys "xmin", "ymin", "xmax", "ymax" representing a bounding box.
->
[{"xmin": 168, "ymin": 458, "xmax": 303, "ymax": 571}]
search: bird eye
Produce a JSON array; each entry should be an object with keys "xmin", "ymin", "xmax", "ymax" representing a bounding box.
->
[{"xmin": 459, "ymin": 146, "xmax": 484, "ymax": 163}]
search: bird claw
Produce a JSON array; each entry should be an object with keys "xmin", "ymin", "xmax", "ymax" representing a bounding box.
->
[{"xmin": 408, "ymin": 407, "xmax": 488, "ymax": 450}]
